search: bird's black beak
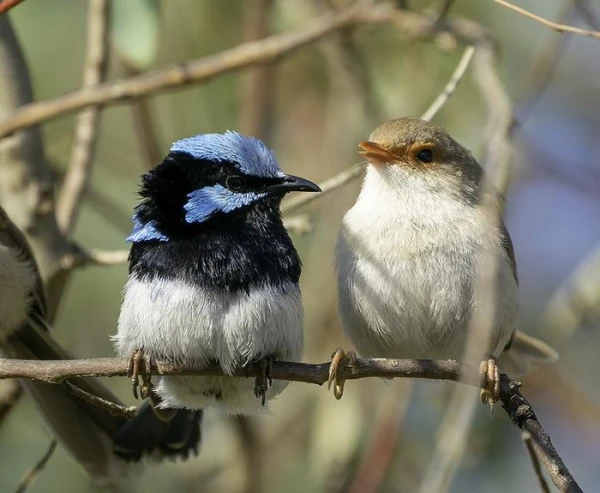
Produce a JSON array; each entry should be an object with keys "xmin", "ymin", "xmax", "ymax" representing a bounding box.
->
[{"xmin": 266, "ymin": 174, "xmax": 321, "ymax": 194}]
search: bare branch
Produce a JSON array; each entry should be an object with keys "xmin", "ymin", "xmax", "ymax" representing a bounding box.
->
[
  {"xmin": 0, "ymin": 356, "xmax": 582, "ymax": 491},
  {"xmin": 0, "ymin": 4, "xmax": 494, "ymax": 138},
  {"xmin": 63, "ymin": 380, "xmax": 135, "ymax": 419},
  {"xmin": 282, "ymin": 40, "xmax": 481, "ymax": 214},
  {"xmin": 494, "ymin": 0, "xmax": 600, "ymax": 39},
  {"xmin": 14, "ymin": 440, "xmax": 57, "ymax": 493},
  {"xmin": 0, "ymin": 378, "xmax": 21, "ymax": 423},
  {"xmin": 57, "ymin": 0, "xmax": 111, "ymax": 236},
  {"xmin": 522, "ymin": 431, "xmax": 552, "ymax": 493},
  {"xmin": 420, "ymin": 45, "xmax": 476, "ymax": 122},
  {"xmin": 281, "ymin": 162, "xmax": 364, "ymax": 214},
  {"xmin": 283, "ymin": 214, "xmax": 313, "ymax": 235},
  {"xmin": 0, "ymin": 0, "xmax": 25, "ymax": 14}
]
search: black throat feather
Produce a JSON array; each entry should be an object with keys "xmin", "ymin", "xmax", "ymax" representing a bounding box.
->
[{"xmin": 129, "ymin": 197, "xmax": 301, "ymax": 293}]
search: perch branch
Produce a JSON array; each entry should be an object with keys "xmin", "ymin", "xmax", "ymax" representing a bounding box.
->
[
  {"xmin": 493, "ymin": 0, "xmax": 600, "ymax": 39},
  {"xmin": 0, "ymin": 356, "xmax": 583, "ymax": 492}
]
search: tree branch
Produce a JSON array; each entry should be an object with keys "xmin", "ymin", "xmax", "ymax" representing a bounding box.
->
[
  {"xmin": 0, "ymin": 3, "xmax": 495, "ymax": 138},
  {"xmin": 494, "ymin": 0, "xmax": 600, "ymax": 39},
  {"xmin": 0, "ymin": 356, "xmax": 582, "ymax": 492},
  {"xmin": 0, "ymin": 0, "xmax": 25, "ymax": 15}
]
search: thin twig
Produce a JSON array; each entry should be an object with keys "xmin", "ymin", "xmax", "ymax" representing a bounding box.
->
[
  {"xmin": 493, "ymin": 0, "xmax": 600, "ymax": 39},
  {"xmin": 281, "ymin": 162, "xmax": 364, "ymax": 213},
  {"xmin": 283, "ymin": 214, "xmax": 313, "ymax": 235},
  {"xmin": 282, "ymin": 41, "xmax": 479, "ymax": 214},
  {"xmin": 63, "ymin": 381, "xmax": 135, "ymax": 419},
  {"xmin": 0, "ymin": 356, "xmax": 582, "ymax": 492},
  {"xmin": 0, "ymin": 0, "xmax": 25, "ymax": 14},
  {"xmin": 77, "ymin": 248, "xmax": 130, "ymax": 266},
  {"xmin": 420, "ymin": 45, "xmax": 476, "ymax": 122},
  {"xmin": 512, "ymin": 0, "xmax": 575, "ymax": 128},
  {"xmin": 543, "ymin": 243, "xmax": 600, "ymax": 341},
  {"xmin": 238, "ymin": 0, "xmax": 275, "ymax": 141},
  {"xmin": 0, "ymin": 379, "xmax": 21, "ymax": 423},
  {"xmin": 57, "ymin": 0, "xmax": 111, "ymax": 236},
  {"xmin": 522, "ymin": 431, "xmax": 552, "ymax": 493},
  {"xmin": 0, "ymin": 4, "xmax": 493, "ymax": 138},
  {"xmin": 14, "ymin": 440, "xmax": 57, "ymax": 493}
]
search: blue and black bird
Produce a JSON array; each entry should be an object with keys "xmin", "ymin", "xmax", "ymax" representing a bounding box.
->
[{"xmin": 113, "ymin": 131, "xmax": 320, "ymax": 459}]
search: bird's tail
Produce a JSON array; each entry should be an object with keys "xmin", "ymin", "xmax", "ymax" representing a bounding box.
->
[
  {"xmin": 499, "ymin": 330, "xmax": 559, "ymax": 377},
  {"xmin": 113, "ymin": 401, "xmax": 202, "ymax": 462},
  {"xmin": 3, "ymin": 318, "xmax": 128, "ymax": 485}
]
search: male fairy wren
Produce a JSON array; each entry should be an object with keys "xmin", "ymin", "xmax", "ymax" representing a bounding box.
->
[
  {"xmin": 334, "ymin": 118, "xmax": 557, "ymax": 404},
  {"xmin": 113, "ymin": 131, "xmax": 319, "ymax": 457}
]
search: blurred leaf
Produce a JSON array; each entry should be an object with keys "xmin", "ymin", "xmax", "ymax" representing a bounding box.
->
[{"xmin": 111, "ymin": 0, "xmax": 160, "ymax": 71}]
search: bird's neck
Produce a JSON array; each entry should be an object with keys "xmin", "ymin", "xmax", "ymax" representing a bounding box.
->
[{"xmin": 128, "ymin": 201, "xmax": 301, "ymax": 293}]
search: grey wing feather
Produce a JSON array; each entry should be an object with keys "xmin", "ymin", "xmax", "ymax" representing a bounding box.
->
[{"xmin": 0, "ymin": 206, "xmax": 47, "ymax": 319}]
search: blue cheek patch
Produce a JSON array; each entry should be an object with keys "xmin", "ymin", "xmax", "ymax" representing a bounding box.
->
[
  {"xmin": 126, "ymin": 217, "xmax": 169, "ymax": 243},
  {"xmin": 184, "ymin": 184, "xmax": 266, "ymax": 224}
]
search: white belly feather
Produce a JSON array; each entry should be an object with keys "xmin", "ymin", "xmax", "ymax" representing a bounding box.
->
[
  {"xmin": 115, "ymin": 278, "xmax": 303, "ymax": 415},
  {"xmin": 336, "ymin": 171, "xmax": 518, "ymax": 363}
]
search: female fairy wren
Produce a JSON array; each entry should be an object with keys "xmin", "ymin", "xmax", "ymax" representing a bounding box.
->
[{"xmin": 334, "ymin": 118, "xmax": 557, "ymax": 404}]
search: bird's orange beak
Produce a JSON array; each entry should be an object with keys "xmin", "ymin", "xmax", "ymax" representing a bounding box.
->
[{"xmin": 358, "ymin": 141, "xmax": 398, "ymax": 165}]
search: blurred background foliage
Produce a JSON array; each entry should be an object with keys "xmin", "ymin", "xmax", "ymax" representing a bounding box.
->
[{"xmin": 0, "ymin": 0, "xmax": 599, "ymax": 492}]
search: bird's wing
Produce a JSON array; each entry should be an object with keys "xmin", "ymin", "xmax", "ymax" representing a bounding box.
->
[
  {"xmin": 497, "ymin": 213, "xmax": 558, "ymax": 372},
  {"xmin": 0, "ymin": 205, "xmax": 47, "ymax": 320},
  {"xmin": 499, "ymin": 220, "xmax": 518, "ymax": 285}
]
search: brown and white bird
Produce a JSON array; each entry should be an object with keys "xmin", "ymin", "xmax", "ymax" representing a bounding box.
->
[{"xmin": 334, "ymin": 118, "xmax": 557, "ymax": 404}]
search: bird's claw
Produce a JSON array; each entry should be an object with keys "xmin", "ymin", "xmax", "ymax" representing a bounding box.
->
[
  {"xmin": 254, "ymin": 357, "xmax": 273, "ymax": 406},
  {"xmin": 327, "ymin": 348, "xmax": 356, "ymax": 400},
  {"xmin": 126, "ymin": 349, "xmax": 154, "ymax": 400},
  {"xmin": 479, "ymin": 357, "xmax": 500, "ymax": 415}
]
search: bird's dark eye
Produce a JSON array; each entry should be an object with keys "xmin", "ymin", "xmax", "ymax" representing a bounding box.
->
[
  {"xmin": 416, "ymin": 149, "xmax": 433, "ymax": 163},
  {"xmin": 225, "ymin": 175, "xmax": 247, "ymax": 192}
]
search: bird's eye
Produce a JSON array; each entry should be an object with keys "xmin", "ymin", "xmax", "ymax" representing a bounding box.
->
[
  {"xmin": 415, "ymin": 149, "xmax": 433, "ymax": 163},
  {"xmin": 225, "ymin": 175, "xmax": 247, "ymax": 192}
]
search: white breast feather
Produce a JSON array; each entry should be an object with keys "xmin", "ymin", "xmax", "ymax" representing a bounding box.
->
[
  {"xmin": 0, "ymin": 245, "xmax": 35, "ymax": 341},
  {"xmin": 336, "ymin": 168, "xmax": 518, "ymax": 362},
  {"xmin": 115, "ymin": 278, "xmax": 303, "ymax": 415}
]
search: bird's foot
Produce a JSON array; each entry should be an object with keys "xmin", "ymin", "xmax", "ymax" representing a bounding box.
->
[
  {"xmin": 479, "ymin": 356, "xmax": 500, "ymax": 415},
  {"xmin": 253, "ymin": 356, "xmax": 274, "ymax": 406},
  {"xmin": 327, "ymin": 348, "xmax": 356, "ymax": 400},
  {"xmin": 126, "ymin": 349, "xmax": 154, "ymax": 400}
]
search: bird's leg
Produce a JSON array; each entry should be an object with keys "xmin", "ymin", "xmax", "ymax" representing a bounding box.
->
[
  {"xmin": 126, "ymin": 349, "xmax": 154, "ymax": 400},
  {"xmin": 253, "ymin": 356, "xmax": 274, "ymax": 406},
  {"xmin": 479, "ymin": 356, "xmax": 500, "ymax": 414},
  {"xmin": 327, "ymin": 348, "xmax": 357, "ymax": 400}
]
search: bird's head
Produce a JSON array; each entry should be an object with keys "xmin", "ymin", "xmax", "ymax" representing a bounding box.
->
[
  {"xmin": 358, "ymin": 117, "xmax": 482, "ymax": 201},
  {"xmin": 128, "ymin": 131, "xmax": 320, "ymax": 242}
]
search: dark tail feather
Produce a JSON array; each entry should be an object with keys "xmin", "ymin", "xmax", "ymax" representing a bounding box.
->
[{"xmin": 113, "ymin": 402, "xmax": 202, "ymax": 462}]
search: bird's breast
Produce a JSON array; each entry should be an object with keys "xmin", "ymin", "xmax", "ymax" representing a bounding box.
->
[
  {"xmin": 336, "ymin": 199, "xmax": 518, "ymax": 361},
  {"xmin": 115, "ymin": 276, "xmax": 304, "ymax": 372}
]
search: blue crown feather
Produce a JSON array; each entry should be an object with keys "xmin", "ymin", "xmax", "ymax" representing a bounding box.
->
[{"xmin": 170, "ymin": 131, "xmax": 284, "ymax": 179}]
